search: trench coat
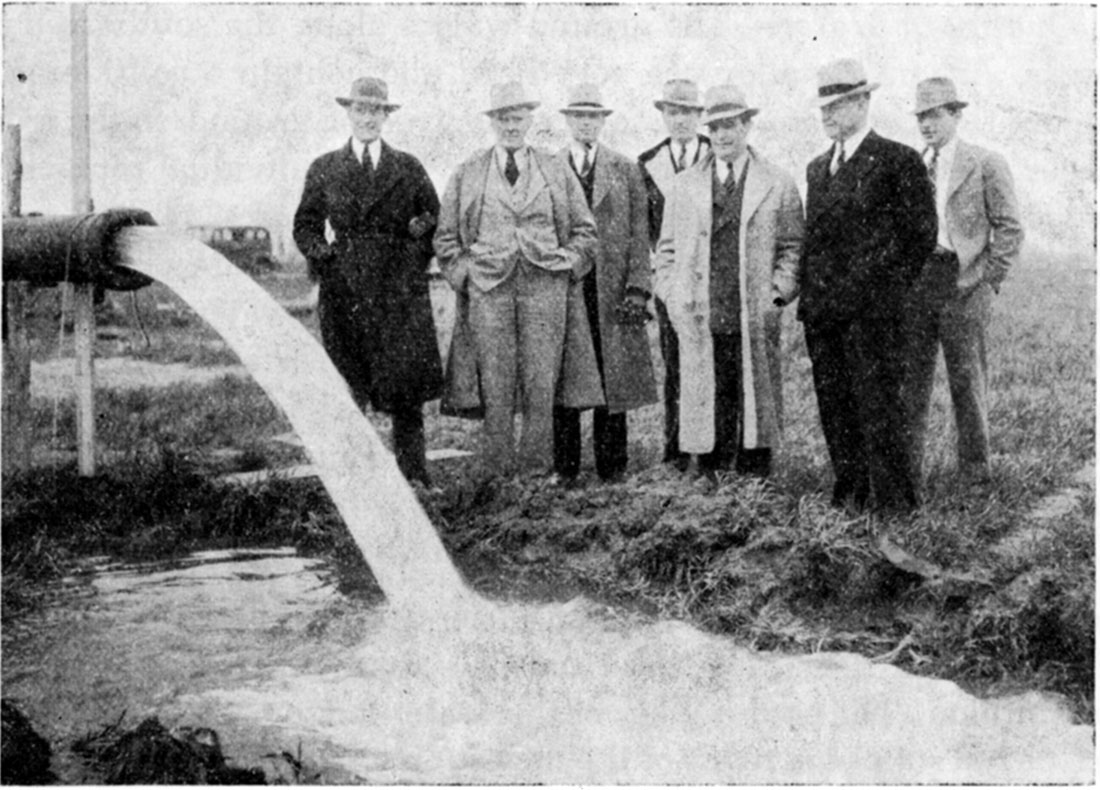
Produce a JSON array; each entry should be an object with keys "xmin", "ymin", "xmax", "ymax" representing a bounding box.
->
[
  {"xmin": 654, "ymin": 147, "xmax": 804, "ymax": 453},
  {"xmin": 292, "ymin": 139, "xmax": 443, "ymax": 412},
  {"xmin": 555, "ymin": 145, "xmax": 657, "ymax": 412},
  {"xmin": 433, "ymin": 146, "xmax": 604, "ymax": 418}
]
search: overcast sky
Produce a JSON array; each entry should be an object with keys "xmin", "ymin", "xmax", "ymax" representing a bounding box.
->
[{"xmin": 3, "ymin": 3, "xmax": 1094, "ymax": 253}]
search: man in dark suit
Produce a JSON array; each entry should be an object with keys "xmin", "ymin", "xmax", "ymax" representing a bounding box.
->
[
  {"xmin": 798, "ymin": 59, "xmax": 937, "ymax": 512},
  {"xmin": 639, "ymin": 79, "xmax": 710, "ymax": 471},
  {"xmin": 293, "ymin": 76, "xmax": 443, "ymax": 486}
]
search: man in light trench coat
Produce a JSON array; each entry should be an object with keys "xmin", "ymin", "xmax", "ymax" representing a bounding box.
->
[
  {"xmin": 433, "ymin": 81, "xmax": 602, "ymax": 478},
  {"xmin": 551, "ymin": 83, "xmax": 658, "ymax": 485},
  {"xmin": 654, "ymin": 84, "xmax": 804, "ymax": 479}
]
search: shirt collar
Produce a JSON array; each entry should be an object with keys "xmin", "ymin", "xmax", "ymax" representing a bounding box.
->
[
  {"xmin": 495, "ymin": 144, "xmax": 528, "ymax": 172},
  {"xmin": 571, "ymin": 141, "xmax": 597, "ymax": 168},
  {"xmin": 839, "ymin": 124, "xmax": 871, "ymax": 158},
  {"xmin": 716, "ymin": 150, "xmax": 750, "ymax": 182},
  {"xmin": 926, "ymin": 134, "xmax": 958, "ymax": 166},
  {"xmin": 350, "ymin": 137, "xmax": 382, "ymax": 167},
  {"xmin": 671, "ymin": 136, "xmax": 699, "ymax": 165}
]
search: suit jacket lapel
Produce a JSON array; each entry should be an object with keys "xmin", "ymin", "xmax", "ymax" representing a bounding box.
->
[
  {"xmin": 644, "ymin": 140, "xmax": 678, "ymax": 199},
  {"xmin": 739, "ymin": 150, "xmax": 771, "ymax": 226},
  {"xmin": 359, "ymin": 140, "xmax": 401, "ymax": 216},
  {"xmin": 591, "ymin": 147, "xmax": 611, "ymax": 211},
  {"xmin": 460, "ymin": 148, "xmax": 493, "ymax": 244},
  {"xmin": 815, "ymin": 131, "xmax": 882, "ymax": 215},
  {"xmin": 945, "ymin": 140, "xmax": 977, "ymax": 204}
]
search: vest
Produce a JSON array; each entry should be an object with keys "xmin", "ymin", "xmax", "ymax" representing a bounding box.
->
[{"xmin": 709, "ymin": 162, "xmax": 747, "ymax": 334}]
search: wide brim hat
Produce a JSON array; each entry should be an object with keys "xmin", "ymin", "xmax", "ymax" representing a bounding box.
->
[
  {"xmin": 913, "ymin": 76, "xmax": 969, "ymax": 115},
  {"xmin": 485, "ymin": 81, "xmax": 540, "ymax": 115},
  {"xmin": 815, "ymin": 58, "xmax": 880, "ymax": 108},
  {"xmin": 335, "ymin": 76, "xmax": 400, "ymax": 111},
  {"xmin": 560, "ymin": 82, "xmax": 614, "ymax": 115},
  {"xmin": 654, "ymin": 78, "xmax": 704, "ymax": 111},
  {"xmin": 702, "ymin": 84, "xmax": 759, "ymax": 125}
]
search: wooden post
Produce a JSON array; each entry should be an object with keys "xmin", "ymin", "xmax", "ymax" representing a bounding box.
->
[
  {"xmin": 2, "ymin": 124, "xmax": 32, "ymax": 474},
  {"xmin": 71, "ymin": 3, "xmax": 96, "ymax": 476}
]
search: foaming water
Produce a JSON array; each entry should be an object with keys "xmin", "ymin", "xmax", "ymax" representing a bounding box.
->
[
  {"xmin": 117, "ymin": 227, "xmax": 472, "ymax": 612},
  {"xmin": 116, "ymin": 229, "xmax": 1092, "ymax": 782},
  {"xmin": 184, "ymin": 599, "xmax": 1093, "ymax": 784}
]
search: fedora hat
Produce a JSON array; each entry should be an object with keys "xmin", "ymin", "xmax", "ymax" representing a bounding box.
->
[
  {"xmin": 335, "ymin": 77, "xmax": 400, "ymax": 111},
  {"xmin": 815, "ymin": 59, "xmax": 880, "ymax": 107},
  {"xmin": 485, "ymin": 81, "xmax": 540, "ymax": 116},
  {"xmin": 702, "ymin": 84, "xmax": 759, "ymax": 125},
  {"xmin": 560, "ymin": 83, "xmax": 614, "ymax": 115},
  {"xmin": 654, "ymin": 78, "xmax": 705, "ymax": 111},
  {"xmin": 913, "ymin": 77, "xmax": 969, "ymax": 115}
]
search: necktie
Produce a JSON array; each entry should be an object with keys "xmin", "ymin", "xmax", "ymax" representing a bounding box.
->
[
  {"xmin": 830, "ymin": 142, "xmax": 845, "ymax": 176},
  {"xmin": 722, "ymin": 160, "xmax": 733, "ymax": 187},
  {"xmin": 928, "ymin": 148, "xmax": 939, "ymax": 194},
  {"xmin": 505, "ymin": 149, "xmax": 519, "ymax": 186},
  {"xmin": 362, "ymin": 148, "xmax": 373, "ymax": 171},
  {"xmin": 676, "ymin": 143, "xmax": 687, "ymax": 172},
  {"xmin": 581, "ymin": 144, "xmax": 593, "ymax": 177}
]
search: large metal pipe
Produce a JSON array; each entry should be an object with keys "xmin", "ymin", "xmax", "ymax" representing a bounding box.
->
[{"xmin": 2, "ymin": 208, "xmax": 156, "ymax": 290}]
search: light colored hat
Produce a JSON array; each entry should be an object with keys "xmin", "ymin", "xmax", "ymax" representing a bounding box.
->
[
  {"xmin": 485, "ymin": 81, "xmax": 540, "ymax": 116},
  {"xmin": 654, "ymin": 78, "xmax": 705, "ymax": 111},
  {"xmin": 560, "ymin": 83, "xmax": 614, "ymax": 115},
  {"xmin": 702, "ymin": 84, "xmax": 759, "ymax": 125},
  {"xmin": 815, "ymin": 59, "xmax": 880, "ymax": 107},
  {"xmin": 913, "ymin": 77, "xmax": 969, "ymax": 115},
  {"xmin": 335, "ymin": 77, "xmax": 400, "ymax": 111}
]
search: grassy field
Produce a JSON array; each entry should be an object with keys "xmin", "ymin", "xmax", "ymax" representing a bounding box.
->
[{"xmin": 3, "ymin": 245, "xmax": 1094, "ymax": 723}]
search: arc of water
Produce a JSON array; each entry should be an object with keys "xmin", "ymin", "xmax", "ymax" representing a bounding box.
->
[{"xmin": 116, "ymin": 226, "xmax": 473, "ymax": 612}]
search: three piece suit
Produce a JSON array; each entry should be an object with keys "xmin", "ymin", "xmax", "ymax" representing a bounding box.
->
[
  {"xmin": 293, "ymin": 139, "xmax": 443, "ymax": 484},
  {"xmin": 798, "ymin": 130, "xmax": 937, "ymax": 510},
  {"xmin": 639, "ymin": 134, "xmax": 711, "ymax": 465},
  {"xmin": 433, "ymin": 145, "xmax": 601, "ymax": 474},
  {"xmin": 903, "ymin": 138, "xmax": 1023, "ymax": 480}
]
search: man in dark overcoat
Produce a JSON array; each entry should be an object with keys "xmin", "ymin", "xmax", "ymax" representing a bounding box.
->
[
  {"xmin": 552, "ymin": 83, "xmax": 657, "ymax": 484},
  {"xmin": 798, "ymin": 59, "xmax": 937, "ymax": 513},
  {"xmin": 638, "ymin": 79, "xmax": 710, "ymax": 472},
  {"xmin": 293, "ymin": 76, "xmax": 443, "ymax": 486}
]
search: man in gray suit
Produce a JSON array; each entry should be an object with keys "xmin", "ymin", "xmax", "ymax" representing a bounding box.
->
[
  {"xmin": 903, "ymin": 77, "xmax": 1024, "ymax": 485},
  {"xmin": 434, "ymin": 82, "xmax": 599, "ymax": 478}
]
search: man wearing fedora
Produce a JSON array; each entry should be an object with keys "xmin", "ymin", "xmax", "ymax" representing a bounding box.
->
[
  {"xmin": 551, "ymin": 84, "xmax": 657, "ymax": 484},
  {"xmin": 293, "ymin": 77, "xmax": 443, "ymax": 486},
  {"xmin": 639, "ymin": 79, "xmax": 711, "ymax": 472},
  {"xmin": 798, "ymin": 59, "xmax": 937, "ymax": 512},
  {"xmin": 655, "ymin": 84, "xmax": 803, "ymax": 480},
  {"xmin": 902, "ymin": 77, "xmax": 1023, "ymax": 486},
  {"xmin": 434, "ymin": 81, "xmax": 600, "ymax": 477}
]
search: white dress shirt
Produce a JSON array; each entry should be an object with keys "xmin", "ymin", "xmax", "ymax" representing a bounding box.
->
[
  {"xmin": 570, "ymin": 141, "xmax": 597, "ymax": 174},
  {"xmin": 351, "ymin": 137, "xmax": 382, "ymax": 170},
  {"xmin": 717, "ymin": 151, "xmax": 750, "ymax": 187},
  {"xmin": 495, "ymin": 144, "xmax": 528, "ymax": 179},
  {"xmin": 926, "ymin": 135, "xmax": 958, "ymax": 251},
  {"xmin": 670, "ymin": 137, "xmax": 701, "ymax": 171},
  {"xmin": 832, "ymin": 124, "xmax": 871, "ymax": 173}
]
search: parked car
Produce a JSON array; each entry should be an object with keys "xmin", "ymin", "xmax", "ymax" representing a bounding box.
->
[{"xmin": 186, "ymin": 225, "xmax": 278, "ymax": 275}]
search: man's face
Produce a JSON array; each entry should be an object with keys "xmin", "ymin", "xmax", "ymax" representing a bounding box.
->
[
  {"xmin": 819, "ymin": 94, "xmax": 868, "ymax": 142},
  {"xmin": 346, "ymin": 101, "xmax": 388, "ymax": 143},
  {"xmin": 707, "ymin": 116, "xmax": 752, "ymax": 162},
  {"xmin": 917, "ymin": 106, "xmax": 961, "ymax": 151},
  {"xmin": 564, "ymin": 111, "xmax": 606, "ymax": 146},
  {"xmin": 661, "ymin": 105, "xmax": 702, "ymax": 144},
  {"xmin": 490, "ymin": 108, "xmax": 534, "ymax": 150}
]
